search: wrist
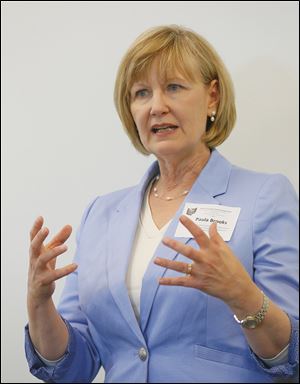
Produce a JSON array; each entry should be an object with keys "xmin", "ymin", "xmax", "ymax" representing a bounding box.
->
[
  {"xmin": 226, "ymin": 283, "xmax": 263, "ymax": 318},
  {"xmin": 27, "ymin": 295, "xmax": 53, "ymax": 312},
  {"xmin": 233, "ymin": 291, "xmax": 269, "ymax": 329}
]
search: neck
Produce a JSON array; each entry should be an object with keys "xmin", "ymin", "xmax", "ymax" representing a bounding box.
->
[{"xmin": 156, "ymin": 147, "xmax": 211, "ymax": 192}]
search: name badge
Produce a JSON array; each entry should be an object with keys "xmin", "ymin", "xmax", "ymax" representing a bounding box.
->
[{"xmin": 175, "ymin": 203, "xmax": 241, "ymax": 241}]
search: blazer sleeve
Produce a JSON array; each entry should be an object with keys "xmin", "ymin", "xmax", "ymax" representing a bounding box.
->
[
  {"xmin": 24, "ymin": 197, "xmax": 102, "ymax": 383},
  {"xmin": 250, "ymin": 174, "xmax": 299, "ymax": 380}
]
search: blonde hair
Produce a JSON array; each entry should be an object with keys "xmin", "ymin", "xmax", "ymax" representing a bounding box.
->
[{"xmin": 114, "ymin": 25, "xmax": 236, "ymax": 155}]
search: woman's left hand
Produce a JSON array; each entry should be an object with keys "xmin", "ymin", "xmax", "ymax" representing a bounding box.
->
[{"xmin": 154, "ymin": 215, "xmax": 255, "ymax": 307}]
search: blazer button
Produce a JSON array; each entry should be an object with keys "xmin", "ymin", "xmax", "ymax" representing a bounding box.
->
[{"xmin": 138, "ymin": 347, "xmax": 148, "ymax": 361}]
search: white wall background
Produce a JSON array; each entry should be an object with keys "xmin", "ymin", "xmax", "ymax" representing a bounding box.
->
[{"xmin": 1, "ymin": 1, "xmax": 298, "ymax": 383}]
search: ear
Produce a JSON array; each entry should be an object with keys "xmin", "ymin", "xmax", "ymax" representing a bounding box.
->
[{"xmin": 207, "ymin": 79, "xmax": 219, "ymax": 112}]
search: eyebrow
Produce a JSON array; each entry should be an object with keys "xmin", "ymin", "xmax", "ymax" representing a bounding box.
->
[
  {"xmin": 131, "ymin": 77, "xmax": 187, "ymax": 88},
  {"xmin": 131, "ymin": 82, "xmax": 149, "ymax": 88},
  {"xmin": 166, "ymin": 77, "xmax": 187, "ymax": 82}
]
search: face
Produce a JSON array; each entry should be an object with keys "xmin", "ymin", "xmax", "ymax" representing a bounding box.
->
[{"xmin": 130, "ymin": 59, "xmax": 218, "ymax": 160}]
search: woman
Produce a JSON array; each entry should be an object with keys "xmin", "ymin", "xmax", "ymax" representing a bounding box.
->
[{"xmin": 25, "ymin": 25, "xmax": 298, "ymax": 383}]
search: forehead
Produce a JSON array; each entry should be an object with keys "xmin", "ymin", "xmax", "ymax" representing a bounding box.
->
[
  {"xmin": 131, "ymin": 72, "xmax": 187, "ymax": 87},
  {"xmin": 129, "ymin": 54, "xmax": 201, "ymax": 88}
]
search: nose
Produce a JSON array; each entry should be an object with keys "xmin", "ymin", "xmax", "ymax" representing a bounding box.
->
[{"xmin": 150, "ymin": 91, "xmax": 169, "ymax": 116}]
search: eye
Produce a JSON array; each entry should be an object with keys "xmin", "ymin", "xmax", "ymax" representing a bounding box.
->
[
  {"xmin": 135, "ymin": 89, "xmax": 149, "ymax": 98},
  {"xmin": 167, "ymin": 83, "xmax": 183, "ymax": 92}
]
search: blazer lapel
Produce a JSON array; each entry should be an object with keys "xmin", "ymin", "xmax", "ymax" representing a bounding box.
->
[
  {"xmin": 106, "ymin": 162, "xmax": 159, "ymax": 341},
  {"xmin": 139, "ymin": 149, "xmax": 232, "ymax": 332}
]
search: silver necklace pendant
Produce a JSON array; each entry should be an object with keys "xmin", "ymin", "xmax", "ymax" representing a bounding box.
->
[{"xmin": 153, "ymin": 175, "xmax": 189, "ymax": 201}]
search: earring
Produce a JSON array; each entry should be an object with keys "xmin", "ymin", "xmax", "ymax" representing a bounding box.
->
[{"xmin": 210, "ymin": 111, "xmax": 216, "ymax": 122}]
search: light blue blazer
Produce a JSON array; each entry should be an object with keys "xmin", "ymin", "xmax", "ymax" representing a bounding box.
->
[{"xmin": 25, "ymin": 149, "xmax": 299, "ymax": 383}]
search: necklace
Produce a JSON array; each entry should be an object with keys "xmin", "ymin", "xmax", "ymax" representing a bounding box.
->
[{"xmin": 152, "ymin": 175, "xmax": 189, "ymax": 201}]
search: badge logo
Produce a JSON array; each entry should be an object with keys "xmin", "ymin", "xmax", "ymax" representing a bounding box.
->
[{"xmin": 186, "ymin": 207, "xmax": 197, "ymax": 216}]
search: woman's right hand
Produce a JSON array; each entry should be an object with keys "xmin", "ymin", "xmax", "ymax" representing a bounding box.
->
[{"xmin": 28, "ymin": 216, "xmax": 77, "ymax": 306}]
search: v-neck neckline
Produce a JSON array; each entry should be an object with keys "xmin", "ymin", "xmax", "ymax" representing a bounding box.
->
[{"xmin": 139, "ymin": 178, "xmax": 171, "ymax": 238}]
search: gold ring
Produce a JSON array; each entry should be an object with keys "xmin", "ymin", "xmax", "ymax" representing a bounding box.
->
[{"xmin": 186, "ymin": 263, "xmax": 193, "ymax": 276}]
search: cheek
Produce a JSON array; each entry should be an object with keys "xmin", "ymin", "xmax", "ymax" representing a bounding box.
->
[
  {"xmin": 130, "ymin": 106, "xmax": 137, "ymax": 124},
  {"xmin": 130, "ymin": 110, "xmax": 145, "ymax": 142},
  {"xmin": 131, "ymin": 105, "xmax": 140, "ymax": 122},
  {"xmin": 131, "ymin": 109, "xmax": 147, "ymax": 133},
  {"xmin": 190, "ymin": 107, "xmax": 207, "ymax": 131}
]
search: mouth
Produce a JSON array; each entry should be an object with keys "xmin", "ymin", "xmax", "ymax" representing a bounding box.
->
[{"xmin": 151, "ymin": 124, "xmax": 179, "ymax": 134}]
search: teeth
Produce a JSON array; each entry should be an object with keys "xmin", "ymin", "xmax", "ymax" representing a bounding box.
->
[
  {"xmin": 153, "ymin": 126, "xmax": 177, "ymax": 132},
  {"xmin": 158, "ymin": 127, "xmax": 172, "ymax": 131}
]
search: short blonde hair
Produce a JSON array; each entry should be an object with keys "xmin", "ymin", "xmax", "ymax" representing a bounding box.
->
[{"xmin": 114, "ymin": 25, "xmax": 236, "ymax": 155}]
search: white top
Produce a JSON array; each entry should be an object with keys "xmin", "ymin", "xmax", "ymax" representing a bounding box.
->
[{"xmin": 126, "ymin": 179, "xmax": 171, "ymax": 321}]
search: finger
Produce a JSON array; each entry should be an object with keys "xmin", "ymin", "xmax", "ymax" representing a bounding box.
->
[
  {"xmin": 158, "ymin": 276, "xmax": 191, "ymax": 287},
  {"xmin": 30, "ymin": 227, "xmax": 49, "ymax": 258},
  {"xmin": 154, "ymin": 257, "xmax": 191, "ymax": 274},
  {"xmin": 162, "ymin": 237, "xmax": 201, "ymax": 262},
  {"xmin": 30, "ymin": 216, "xmax": 44, "ymax": 242},
  {"xmin": 180, "ymin": 215, "xmax": 210, "ymax": 249},
  {"xmin": 38, "ymin": 244, "xmax": 68, "ymax": 267},
  {"xmin": 42, "ymin": 263, "xmax": 78, "ymax": 285},
  {"xmin": 209, "ymin": 222, "xmax": 223, "ymax": 243},
  {"xmin": 46, "ymin": 225, "xmax": 72, "ymax": 249}
]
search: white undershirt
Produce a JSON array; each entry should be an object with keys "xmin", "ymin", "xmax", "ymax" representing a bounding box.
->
[{"xmin": 126, "ymin": 179, "xmax": 171, "ymax": 321}]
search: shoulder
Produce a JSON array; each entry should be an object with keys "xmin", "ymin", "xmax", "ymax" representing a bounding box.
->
[
  {"xmin": 215, "ymin": 154, "xmax": 298, "ymax": 220},
  {"xmin": 212, "ymin": 150, "xmax": 297, "ymax": 199},
  {"xmin": 84, "ymin": 186, "xmax": 136, "ymax": 218},
  {"xmin": 229, "ymin": 164, "xmax": 297, "ymax": 198},
  {"xmin": 226, "ymin": 165, "xmax": 298, "ymax": 224},
  {"xmin": 74, "ymin": 185, "xmax": 138, "ymax": 242},
  {"xmin": 77, "ymin": 160, "xmax": 159, "ymax": 229}
]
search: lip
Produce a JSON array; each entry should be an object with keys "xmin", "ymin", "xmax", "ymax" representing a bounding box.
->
[
  {"xmin": 151, "ymin": 125, "xmax": 179, "ymax": 137},
  {"xmin": 150, "ymin": 123, "xmax": 179, "ymax": 137},
  {"xmin": 151, "ymin": 123, "xmax": 178, "ymax": 130},
  {"xmin": 153, "ymin": 128, "xmax": 178, "ymax": 137}
]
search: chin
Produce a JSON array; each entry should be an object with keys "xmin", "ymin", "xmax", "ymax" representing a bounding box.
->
[{"xmin": 150, "ymin": 142, "xmax": 186, "ymax": 158}]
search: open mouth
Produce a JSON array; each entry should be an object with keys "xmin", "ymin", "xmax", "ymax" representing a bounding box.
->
[{"xmin": 151, "ymin": 125, "xmax": 178, "ymax": 134}]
